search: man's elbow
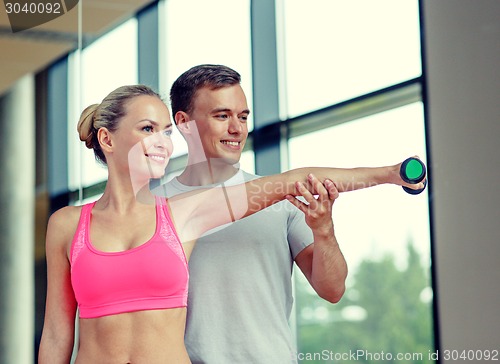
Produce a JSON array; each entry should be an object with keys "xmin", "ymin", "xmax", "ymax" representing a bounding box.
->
[
  {"xmin": 316, "ymin": 284, "xmax": 346, "ymax": 304},
  {"xmin": 311, "ymin": 268, "xmax": 348, "ymax": 303}
]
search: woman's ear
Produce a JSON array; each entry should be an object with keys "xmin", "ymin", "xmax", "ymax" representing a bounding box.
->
[
  {"xmin": 175, "ymin": 111, "xmax": 191, "ymax": 135},
  {"xmin": 97, "ymin": 127, "xmax": 113, "ymax": 153}
]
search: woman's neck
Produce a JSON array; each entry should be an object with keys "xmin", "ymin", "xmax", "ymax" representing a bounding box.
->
[{"xmin": 98, "ymin": 174, "xmax": 155, "ymax": 212}]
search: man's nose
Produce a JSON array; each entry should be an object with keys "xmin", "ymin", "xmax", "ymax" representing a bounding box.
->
[{"xmin": 228, "ymin": 116, "xmax": 243, "ymax": 134}]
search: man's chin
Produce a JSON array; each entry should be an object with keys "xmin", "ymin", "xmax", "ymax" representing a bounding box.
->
[{"xmin": 210, "ymin": 155, "xmax": 241, "ymax": 167}]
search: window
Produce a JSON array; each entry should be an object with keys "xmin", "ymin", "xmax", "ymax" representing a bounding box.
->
[
  {"xmin": 68, "ymin": 18, "xmax": 138, "ymax": 191},
  {"xmin": 239, "ymin": 150, "xmax": 256, "ymax": 174},
  {"xmin": 289, "ymin": 103, "xmax": 435, "ymax": 362},
  {"xmin": 282, "ymin": 0, "xmax": 421, "ymax": 117},
  {"xmin": 160, "ymin": 0, "xmax": 253, "ymax": 159}
]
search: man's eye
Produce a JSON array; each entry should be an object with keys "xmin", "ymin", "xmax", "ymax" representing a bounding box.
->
[{"xmin": 216, "ymin": 114, "xmax": 228, "ymax": 119}]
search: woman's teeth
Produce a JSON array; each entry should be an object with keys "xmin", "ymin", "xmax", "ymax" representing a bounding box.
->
[{"xmin": 147, "ymin": 154, "xmax": 165, "ymax": 162}]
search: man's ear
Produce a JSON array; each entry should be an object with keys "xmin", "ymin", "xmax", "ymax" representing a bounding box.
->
[
  {"xmin": 97, "ymin": 127, "xmax": 113, "ymax": 153},
  {"xmin": 175, "ymin": 111, "xmax": 192, "ymax": 135}
]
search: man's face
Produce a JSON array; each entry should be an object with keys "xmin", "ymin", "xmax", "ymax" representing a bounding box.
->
[{"xmin": 186, "ymin": 84, "xmax": 249, "ymax": 165}]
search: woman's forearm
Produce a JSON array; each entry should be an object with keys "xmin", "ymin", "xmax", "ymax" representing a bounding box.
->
[
  {"xmin": 284, "ymin": 164, "xmax": 401, "ymax": 193},
  {"xmin": 244, "ymin": 162, "xmax": 408, "ymax": 214}
]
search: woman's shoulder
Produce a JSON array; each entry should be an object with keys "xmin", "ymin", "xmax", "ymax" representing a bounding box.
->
[
  {"xmin": 47, "ymin": 204, "xmax": 86, "ymax": 241},
  {"xmin": 50, "ymin": 204, "xmax": 83, "ymax": 223}
]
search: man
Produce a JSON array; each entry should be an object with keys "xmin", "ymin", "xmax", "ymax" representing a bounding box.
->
[{"xmin": 154, "ymin": 64, "xmax": 347, "ymax": 363}]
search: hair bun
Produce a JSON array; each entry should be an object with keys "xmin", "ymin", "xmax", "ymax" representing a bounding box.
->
[{"xmin": 77, "ymin": 104, "xmax": 99, "ymax": 149}]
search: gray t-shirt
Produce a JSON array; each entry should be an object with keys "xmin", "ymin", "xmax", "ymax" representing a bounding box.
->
[{"xmin": 154, "ymin": 170, "xmax": 313, "ymax": 364}]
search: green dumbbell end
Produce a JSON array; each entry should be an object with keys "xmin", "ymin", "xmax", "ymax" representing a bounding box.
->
[
  {"xmin": 400, "ymin": 157, "xmax": 426, "ymax": 184},
  {"xmin": 400, "ymin": 157, "xmax": 426, "ymax": 195},
  {"xmin": 405, "ymin": 159, "xmax": 424, "ymax": 181}
]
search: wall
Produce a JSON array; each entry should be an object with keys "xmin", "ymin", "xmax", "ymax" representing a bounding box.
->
[{"xmin": 422, "ymin": 0, "xmax": 500, "ymax": 359}]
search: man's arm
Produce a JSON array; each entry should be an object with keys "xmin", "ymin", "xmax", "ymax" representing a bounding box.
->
[{"xmin": 289, "ymin": 176, "xmax": 347, "ymax": 303}]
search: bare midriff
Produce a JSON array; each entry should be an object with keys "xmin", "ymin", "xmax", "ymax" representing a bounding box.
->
[{"xmin": 75, "ymin": 308, "xmax": 190, "ymax": 364}]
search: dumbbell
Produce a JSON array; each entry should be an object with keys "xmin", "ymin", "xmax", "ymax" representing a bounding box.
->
[{"xmin": 400, "ymin": 157, "xmax": 427, "ymax": 195}]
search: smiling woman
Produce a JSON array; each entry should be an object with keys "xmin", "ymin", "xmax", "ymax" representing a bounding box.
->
[{"xmin": 39, "ymin": 84, "xmax": 195, "ymax": 364}]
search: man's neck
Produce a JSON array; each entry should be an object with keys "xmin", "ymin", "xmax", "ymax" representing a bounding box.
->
[{"xmin": 176, "ymin": 159, "xmax": 240, "ymax": 186}]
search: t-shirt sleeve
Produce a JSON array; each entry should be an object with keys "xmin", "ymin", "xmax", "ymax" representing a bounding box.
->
[{"xmin": 286, "ymin": 203, "xmax": 314, "ymax": 259}]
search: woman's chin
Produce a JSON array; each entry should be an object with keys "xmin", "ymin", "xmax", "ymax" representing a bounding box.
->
[
  {"xmin": 150, "ymin": 170, "xmax": 166, "ymax": 180},
  {"xmin": 149, "ymin": 163, "xmax": 167, "ymax": 178},
  {"xmin": 130, "ymin": 163, "xmax": 167, "ymax": 180}
]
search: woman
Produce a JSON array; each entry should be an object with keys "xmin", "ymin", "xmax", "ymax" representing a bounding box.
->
[{"xmin": 38, "ymin": 85, "xmax": 425, "ymax": 363}]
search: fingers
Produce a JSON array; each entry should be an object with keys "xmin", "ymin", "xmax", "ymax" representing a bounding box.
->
[
  {"xmin": 306, "ymin": 174, "xmax": 339, "ymax": 202},
  {"xmin": 286, "ymin": 174, "xmax": 339, "ymax": 230},
  {"xmin": 285, "ymin": 194, "xmax": 308, "ymax": 214},
  {"xmin": 323, "ymin": 178, "xmax": 340, "ymax": 200},
  {"xmin": 297, "ymin": 175, "xmax": 317, "ymax": 203},
  {"xmin": 309, "ymin": 174, "xmax": 329, "ymax": 202},
  {"xmin": 295, "ymin": 174, "xmax": 330, "ymax": 205},
  {"xmin": 405, "ymin": 178, "xmax": 427, "ymax": 191},
  {"xmin": 285, "ymin": 174, "xmax": 339, "ymax": 210}
]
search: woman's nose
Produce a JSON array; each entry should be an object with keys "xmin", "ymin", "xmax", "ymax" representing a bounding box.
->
[{"xmin": 153, "ymin": 132, "xmax": 169, "ymax": 147}]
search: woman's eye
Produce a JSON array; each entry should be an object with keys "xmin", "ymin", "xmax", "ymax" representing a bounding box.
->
[
  {"xmin": 143, "ymin": 125, "xmax": 154, "ymax": 132},
  {"xmin": 163, "ymin": 129, "xmax": 173, "ymax": 137}
]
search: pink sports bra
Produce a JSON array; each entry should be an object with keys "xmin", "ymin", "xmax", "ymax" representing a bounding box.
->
[{"xmin": 70, "ymin": 198, "xmax": 188, "ymax": 319}]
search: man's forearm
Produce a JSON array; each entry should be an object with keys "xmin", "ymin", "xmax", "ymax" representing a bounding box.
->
[{"xmin": 310, "ymin": 227, "xmax": 348, "ymax": 303}]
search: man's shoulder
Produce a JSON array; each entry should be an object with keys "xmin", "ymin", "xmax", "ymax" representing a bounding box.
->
[
  {"xmin": 151, "ymin": 177, "xmax": 180, "ymax": 197},
  {"xmin": 152, "ymin": 169, "xmax": 259, "ymax": 197}
]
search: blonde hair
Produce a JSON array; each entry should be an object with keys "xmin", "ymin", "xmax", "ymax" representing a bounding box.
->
[{"xmin": 77, "ymin": 85, "xmax": 162, "ymax": 164}]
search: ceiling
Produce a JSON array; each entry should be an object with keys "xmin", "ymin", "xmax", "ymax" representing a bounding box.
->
[{"xmin": 0, "ymin": 0, "xmax": 155, "ymax": 97}]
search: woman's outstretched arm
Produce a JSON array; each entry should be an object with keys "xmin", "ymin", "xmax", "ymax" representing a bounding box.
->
[
  {"xmin": 244, "ymin": 160, "xmax": 423, "ymax": 213},
  {"xmin": 170, "ymin": 158, "xmax": 426, "ymax": 242}
]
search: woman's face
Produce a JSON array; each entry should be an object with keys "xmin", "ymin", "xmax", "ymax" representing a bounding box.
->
[{"xmin": 112, "ymin": 95, "xmax": 174, "ymax": 182}]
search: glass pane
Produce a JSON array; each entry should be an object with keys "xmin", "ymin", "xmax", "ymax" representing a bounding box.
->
[
  {"xmin": 161, "ymin": 0, "xmax": 254, "ymax": 154},
  {"xmin": 68, "ymin": 19, "xmax": 138, "ymax": 190},
  {"xmin": 239, "ymin": 149, "xmax": 255, "ymax": 174},
  {"xmin": 283, "ymin": 0, "xmax": 422, "ymax": 117},
  {"xmin": 289, "ymin": 103, "xmax": 435, "ymax": 363},
  {"xmin": 68, "ymin": 18, "xmax": 138, "ymax": 190}
]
